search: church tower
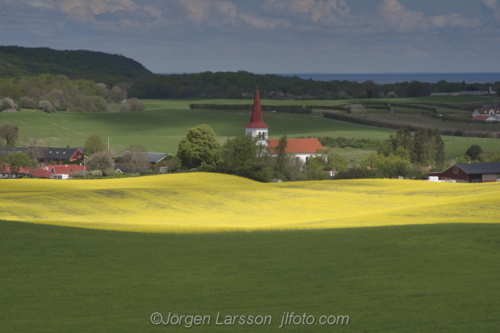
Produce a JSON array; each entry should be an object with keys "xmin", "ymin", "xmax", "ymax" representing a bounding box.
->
[{"xmin": 245, "ymin": 86, "xmax": 269, "ymax": 146}]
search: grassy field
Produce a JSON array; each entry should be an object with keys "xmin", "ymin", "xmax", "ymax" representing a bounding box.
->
[
  {"xmin": 1, "ymin": 174, "xmax": 499, "ymax": 233},
  {"xmin": 0, "ymin": 97, "xmax": 498, "ymax": 161},
  {"xmin": 1, "ymin": 220, "xmax": 499, "ymax": 333}
]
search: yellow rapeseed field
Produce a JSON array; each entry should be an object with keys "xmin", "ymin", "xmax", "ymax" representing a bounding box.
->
[{"xmin": 1, "ymin": 173, "xmax": 499, "ymax": 233}]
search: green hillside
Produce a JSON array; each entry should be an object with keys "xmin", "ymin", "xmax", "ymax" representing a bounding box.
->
[{"xmin": 0, "ymin": 46, "xmax": 153, "ymax": 80}]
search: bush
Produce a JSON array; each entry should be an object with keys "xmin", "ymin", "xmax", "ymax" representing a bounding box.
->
[{"xmin": 38, "ymin": 100, "xmax": 55, "ymax": 113}]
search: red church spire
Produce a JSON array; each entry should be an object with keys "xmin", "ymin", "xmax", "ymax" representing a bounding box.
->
[{"xmin": 245, "ymin": 86, "xmax": 269, "ymax": 128}]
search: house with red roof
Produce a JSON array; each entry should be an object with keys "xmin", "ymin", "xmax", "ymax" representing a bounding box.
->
[
  {"xmin": 245, "ymin": 87, "xmax": 325, "ymax": 162},
  {"xmin": 0, "ymin": 163, "xmax": 34, "ymax": 179},
  {"xmin": 31, "ymin": 165, "xmax": 86, "ymax": 179},
  {"xmin": 472, "ymin": 107, "xmax": 500, "ymax": 121}
]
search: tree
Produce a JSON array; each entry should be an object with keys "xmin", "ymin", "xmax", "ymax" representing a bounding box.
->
[
  {"xmin": 23, "ymin": 137, "xmax": 43, "ymax": 161},
  {"xmin": 405, "ymin": 81, "xmax": 425, "ymax": 97},
  {"xmin": 115, "ymin": 145, "xmax": 150, "ymax": 173},
  {"xmin": 413, "ymin": 129, "xmax": 444, "ymax": 167},
  {"xmin": 220, "ymin": 135, "xmax": 272, "ymax": 182},
  {"xmin": 84, "ymin": 134, "xmax": 107, "ymax": 156},
  {"xmin": 7, "ymin": 152, "xmax": 30, "ymax": 175},
  {"xmin": 87, "ymin": 150, "xmax": 116, "ymax": 172},
  {"xmin": 120, "ymin": 98, "xmax": 145, "ymax": 112},
  {"xmin": 465, "ymin": 144, "xmax": 483, "ymax": 162},
  {"xmin": 390, "ymin": 128, "xmax": 414, "ymax": 159},
  {"xmin": 0, "ymin": 123, "xmax": 19, "ymax": 147},
  {"xmin": 38, "ymin": 100, "xmax": 55, "ymax": 113},
  {"xmin": 177, "ymin": 124, "xmax": 221, "ymax": 169}
]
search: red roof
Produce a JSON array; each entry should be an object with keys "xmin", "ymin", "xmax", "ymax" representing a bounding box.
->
[
  {"xmin": 31, "ymin": 169, "xmax": 53, "ymax": 178},
  {"xmin": 267, "ymin": 138, "xmax": 325, "ymax": 154},
  {"xmin": 51, "ymin": 165, "xmax": 86, "ymax": 174},
  {"xmin": 31, "ymin": 164, "xmax": 86, "ymax": 178},
  {"xmin": 0, "ymin": 163, "xmax": 33, "ymax": 175},
  {"xmin": 472, "ymin": 115, "xmax": 496, "ymax": 121},
  {"xmin": 245, "ymin": 86, "xmax": 269, "ymax": 129}
]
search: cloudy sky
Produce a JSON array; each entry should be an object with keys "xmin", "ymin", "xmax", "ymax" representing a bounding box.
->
[{"xmin": 1, "ymin": 0, "xmax": 500, "ymax": 74}]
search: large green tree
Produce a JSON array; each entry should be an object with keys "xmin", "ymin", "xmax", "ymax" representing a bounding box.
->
[
  {"xmin": 221, "ymin": 135, "xmax": 271, "ymax": 182},
  {"xmin": 465, "ymin": 144, "xmax": 483, "ymax": 162},
  {"xmin": 177, "ymin": 124, "xmax": 221, "ymax": 169},
  {"xmin": 84, "ymin": 134, "xmax": 107, "ymax": 156},
  {"xmin": 413, "ymin": 129, "xmax": 445, "ymax": 167},
  {"xmin": 7, "ymin": 152, "xmax": 30, "ymax": 175}
]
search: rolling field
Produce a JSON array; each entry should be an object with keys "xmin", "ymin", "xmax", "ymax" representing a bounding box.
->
[
  {"xmin": 0, "ymin": 97, "xmax": 500, "ymax": 161},
  {"xmin": 1, "ymin": 221, "xmax": 499, "ymax": 332},
  {"xmin": 1, "ymin": 174, "xmax": 499, "ymax": 233},
  {"xmin": 1, "ymin": 97, "xmax": 498, "ymax": 161}
]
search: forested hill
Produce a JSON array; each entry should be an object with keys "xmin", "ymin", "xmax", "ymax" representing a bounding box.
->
[{"xmin": 0, "ymin": 46, "xmax": 153, "ymax": 81}]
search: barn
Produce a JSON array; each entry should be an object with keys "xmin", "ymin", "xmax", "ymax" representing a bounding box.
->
[{"xmin": 428, "ymin": 163, "xmax": 500, "ymax": 183}]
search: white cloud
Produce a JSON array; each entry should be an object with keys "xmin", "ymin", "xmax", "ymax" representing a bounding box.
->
[
  {"xmin": 482, "ymin": 0, "xmax": 500, "ymax": 22},
  {"xmin": 378, "ymin": 0, "xmax": 481, "ymax": 32},
  {"xmin": 238, "ymin": 13, "xmax": 289, "ymax": 30},
  {"xmin": 174, "ymin": 0, "xmax": 237, "ymax": 24},
  {"xmin": 263, "ymin": 0, "xmax": 352, "ymax": 26},
  {"xmin": 377, "ymin": 0, "xmax": 429, "ymax": 32}
]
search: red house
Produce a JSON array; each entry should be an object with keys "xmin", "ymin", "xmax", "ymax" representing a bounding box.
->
[{"xmin": 428, "ymin": 163, "xmax": 500, "ymax": 183}]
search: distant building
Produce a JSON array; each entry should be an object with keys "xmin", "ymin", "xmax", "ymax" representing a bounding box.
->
[
  {"xmin": 0, "ymin": 146, "xmax": 83, "ymax": 164},
  {"xmin": 116, "ymin": 152, "xmax": 169, "ymax": 165},
  {"xmin": 462, "ymin": 85, "xmax": 496, "ymax": 96},
  {"xmin": 31, "ymin": 164, "xmax": 86, "ymax": 179},
  {"xmin": 245, "ymin": 87, "xmax": 325, "ymax": 163},
  {"xmin": 428, "ymin": 163, "xmax": 500, "ymax": 183}
]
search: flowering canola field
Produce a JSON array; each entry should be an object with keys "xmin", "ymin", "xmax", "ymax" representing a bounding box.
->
[{"xmin": 1, "ymin": 173, "xmax": 499, "ymax": 233}]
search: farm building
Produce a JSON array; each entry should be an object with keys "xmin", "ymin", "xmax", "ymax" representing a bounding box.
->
[
  {"xmin": 0, "ymin": 146, "xmax": 83, "ymax": 164},
  {"xmin": 31, "ymin": 165, "xmax": 86, "ymax": 179},
  {"xmin": 472, "ymin": 115, "xmax": 499, "ymax": 122},
  {"xmin": 267, "ymin": 138, "xmax": 325, "ymax": 163},
  {"xmin": 472, "ymin": 107, "xmax": 500, "ymax": 117},
  {"xmin": 428, "ymin": 163, "xmax": 500, "ymax": 183},
  {"xmin": 244, "ymin": 86, "xmax": 325, "ymax": 162},
  {"xmin": 116, "ymin": 152, "xmax": 169, "ymax": 165},
  {"xmin": 0, "ymin": 164, "xmax": 33, "ymax": 179},
  {"xmin": 461, "ymin": 85, "xmax": 496, "ymax": 96}
]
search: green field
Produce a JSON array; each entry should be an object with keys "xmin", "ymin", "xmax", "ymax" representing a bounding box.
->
[
  {"xmin": 1, "ymin": 221, "xmax": 499, "ymax": 332},
  {"xmin": 0, "ymin": 97, "xmax": 498, "ymax": 161}
]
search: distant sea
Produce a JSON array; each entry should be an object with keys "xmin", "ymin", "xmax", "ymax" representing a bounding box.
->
[{"xmin": 277, "ymin": 73, "xmax": 500, "ymax": 84}]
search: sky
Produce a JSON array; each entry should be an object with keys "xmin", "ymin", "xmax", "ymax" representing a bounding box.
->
[{"xmin": 1, "ymin": 0, "xmax": 500, "ymax": 74}]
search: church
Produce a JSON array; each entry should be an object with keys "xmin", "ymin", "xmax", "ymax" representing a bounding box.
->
[{"xmin": 245, "ymin": 87, "xmax": 325, "ymax": 163}]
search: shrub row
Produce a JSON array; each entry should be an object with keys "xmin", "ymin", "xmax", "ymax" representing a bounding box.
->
[
  {"xmin": 322, "ymin": 111, "xmax": 499, "ymax": 138},
  {"xmin": 189, "ymin": 103, "xmax": 313, "ymax": 114},
  {"xmin": 309, "ymin": 105, "xmax": 346, "ymax": 111}
]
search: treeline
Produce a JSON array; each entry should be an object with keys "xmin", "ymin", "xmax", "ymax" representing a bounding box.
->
[
  {"xmin": 133, "ymin": 71, "xmax": 500, "ymax": 99},
  {"xmin": 189, "ymin": 103, "xmax": 313, "ymax": 114},
  {"xmin": 1, "ymin": 47, "xmax": 499, "ymax": 100},
  {"xmin": 0, "ymin": 74, "xmax": 144, "ymax": 113}
]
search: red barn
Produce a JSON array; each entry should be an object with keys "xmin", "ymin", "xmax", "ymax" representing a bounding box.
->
[{"xmin": 428, "ymin": 163, "xmax": 500, "ymax": 183}]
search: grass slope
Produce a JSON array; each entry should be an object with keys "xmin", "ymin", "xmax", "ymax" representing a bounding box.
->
[
  {"xmin": 1, "ymin": 221, "xmax": 499, "ymax": 333},
  {"xmin": 1, "ymin": 174, "xmax": 499, "ymax": 233}
]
